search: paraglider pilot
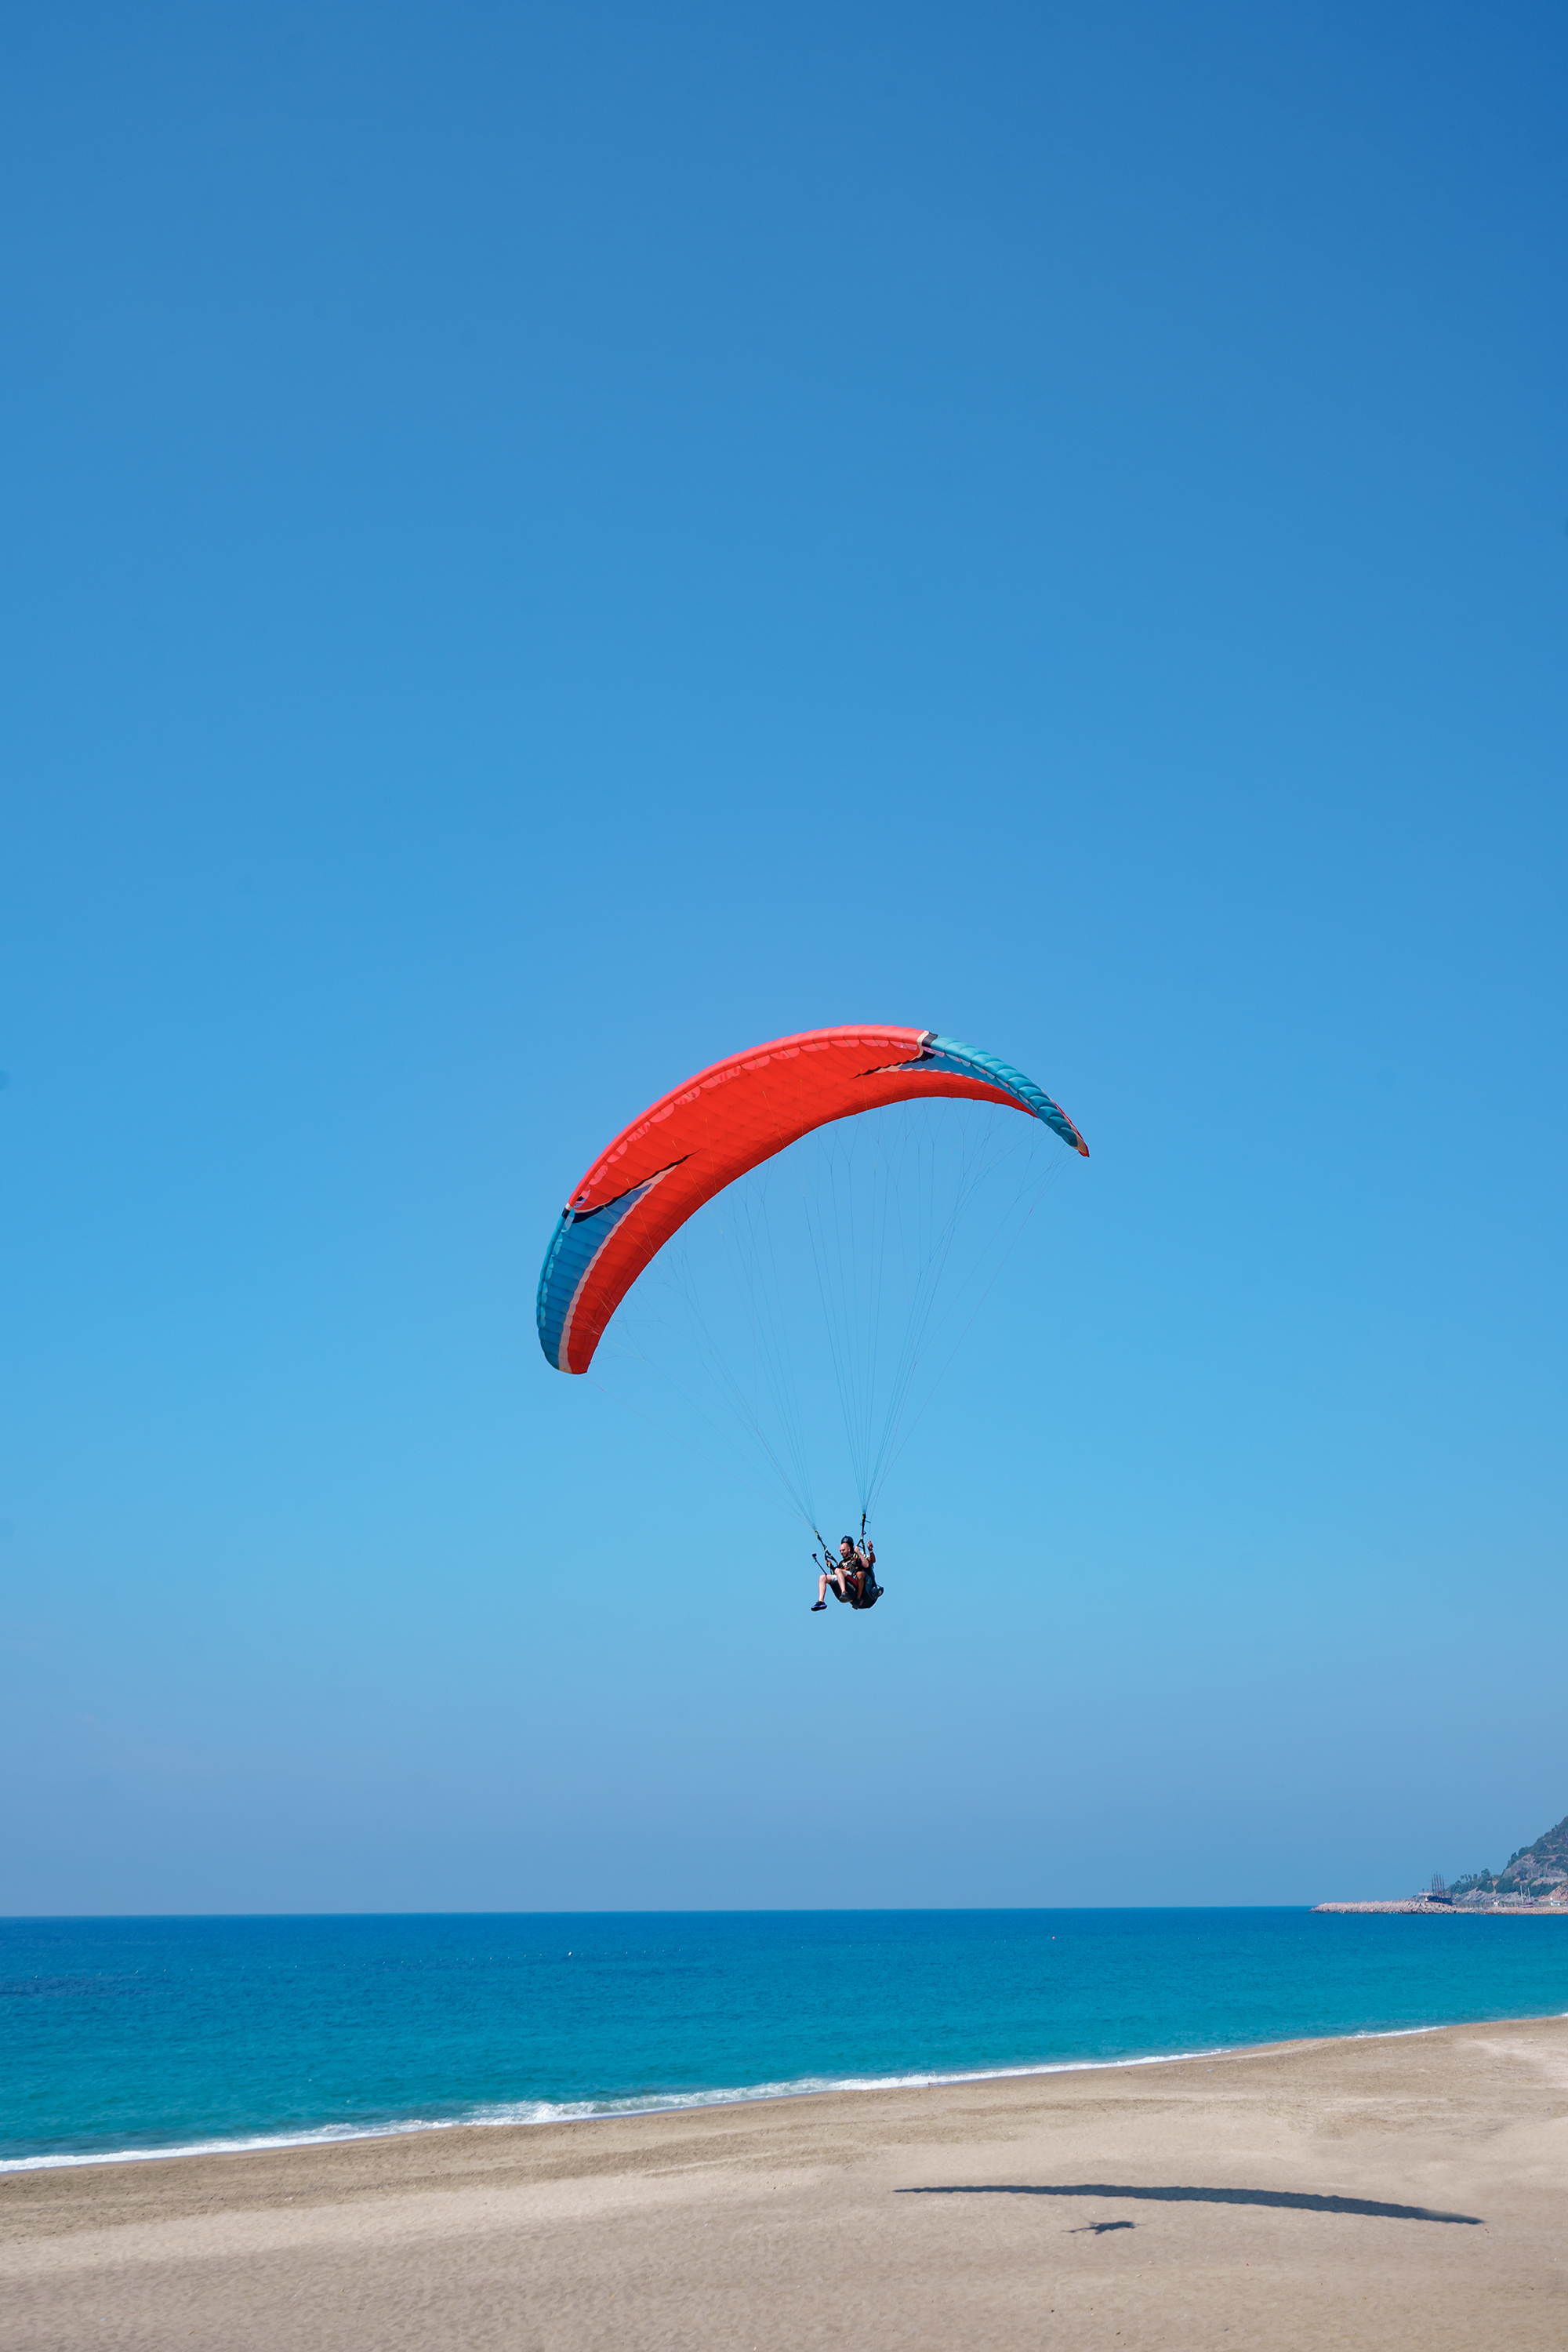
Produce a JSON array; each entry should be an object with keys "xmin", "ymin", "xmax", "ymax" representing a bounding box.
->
[{"xmin": 811, "ymin": 1533, "xmax": 875, "ymax": 1610}]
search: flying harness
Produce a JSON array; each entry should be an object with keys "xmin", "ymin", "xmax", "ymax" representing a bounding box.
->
[{"xmin": 812, "ymin": 1515, "xmax": 884, "ymax": 1610}]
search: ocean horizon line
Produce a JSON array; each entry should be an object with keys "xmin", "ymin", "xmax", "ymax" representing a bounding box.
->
[{"xmin": 1, "ymin": 1901, "xmax": 1356, "ymax": 1922}]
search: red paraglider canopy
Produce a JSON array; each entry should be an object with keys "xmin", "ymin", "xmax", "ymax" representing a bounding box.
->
[{"xmin": 537, "ymin": 1025, "xmax": 1087, "ymax": 1374}]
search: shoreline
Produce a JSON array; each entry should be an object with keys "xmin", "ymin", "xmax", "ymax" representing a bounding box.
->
[
  {"xmin": 5, "ymin": 2016, "xmax": 1566, "ymax": 2350},
  {"xmin": 7, "ymin": 2006, "xmax": 1563, "ymax": 2179}
]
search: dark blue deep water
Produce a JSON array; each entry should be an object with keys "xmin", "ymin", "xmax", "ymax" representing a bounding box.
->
[{"xmin": 5, "ymin": 1910, "xmax": 1566, "ymax": 2166}]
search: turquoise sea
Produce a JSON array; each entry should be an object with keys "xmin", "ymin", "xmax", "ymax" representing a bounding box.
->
[{"xmin": 5, "ymin": 1910, "xmax": 1566, "ymax": 2169}]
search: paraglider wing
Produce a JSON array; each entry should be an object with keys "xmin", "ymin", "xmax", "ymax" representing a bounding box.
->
[{"xmin": 536, "ymin": 1025, "xmax": 1087, "ymax": 1374}]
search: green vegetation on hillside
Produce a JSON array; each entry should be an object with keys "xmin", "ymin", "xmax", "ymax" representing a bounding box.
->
[{"xmin": 1450, "ymin": 1813, "xmax": 1568, "ymax": 1899}]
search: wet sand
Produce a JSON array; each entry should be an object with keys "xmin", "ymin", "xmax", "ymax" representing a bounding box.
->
[{"xmin": 4, "ymin": 2015, "xmax": 1566, "ymax": 2350}]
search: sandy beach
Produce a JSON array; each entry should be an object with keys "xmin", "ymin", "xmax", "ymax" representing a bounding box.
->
[{"xmin": 4, "ymin": 2016, "xmax": 1565, "ymax": 2350}]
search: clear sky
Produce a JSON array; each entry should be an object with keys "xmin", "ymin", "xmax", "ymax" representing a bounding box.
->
[{"xmin": 3, "ymin": 2, "xmax": 1565, "ymax": 1914}]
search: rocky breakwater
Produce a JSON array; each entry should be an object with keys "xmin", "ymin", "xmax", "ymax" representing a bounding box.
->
[
  {"xmin": 1313, "ymin": 1890, "xmax": 1568, "ymax": 1915},
  {"xmin": 1314, "ymin": 1810, "xmax": 1568, "ymax": 1914}
]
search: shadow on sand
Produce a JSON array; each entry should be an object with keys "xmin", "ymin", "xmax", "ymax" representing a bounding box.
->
[{"xmin": 897, "ymin": 2184, "xmax": 1482, "ymax": 2225}]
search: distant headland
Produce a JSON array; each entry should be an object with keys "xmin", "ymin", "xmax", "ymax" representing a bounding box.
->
[{"xmin": 1314, "ymin": 1811, "xmax": 1568, "ymax": 1913}]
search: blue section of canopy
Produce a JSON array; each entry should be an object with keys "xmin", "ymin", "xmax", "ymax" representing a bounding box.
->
[
  {"xmin": 918, "ymin": 1034, "xmax": 1087, "ymax": 1155},
  {"xmin": 536, "ymin": 1175, "xmax": 662, "ymax": 1370}
]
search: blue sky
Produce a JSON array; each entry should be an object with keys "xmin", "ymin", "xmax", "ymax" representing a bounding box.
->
[{"xmin": 2, "ymin": 1, "xmax": 1565, "ymax": 1911}]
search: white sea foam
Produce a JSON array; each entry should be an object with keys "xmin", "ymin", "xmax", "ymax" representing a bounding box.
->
[
  {"xmin": 0, "ymin": 2044, "xmax": 1271, "ymax": 2172},
  {"xmin": 10, "ymin": 2014, "xmax": 1563, "ymax": 2174}
]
